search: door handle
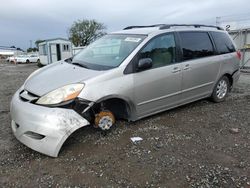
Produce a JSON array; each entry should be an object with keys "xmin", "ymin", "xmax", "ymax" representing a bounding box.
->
[
  {"xmin": 172, "ymin": 67, "xmax": 181, "ymax": 73},
  {"xmin": 183, "ymin": 64, "xmax": 190, "ymax": 70}
]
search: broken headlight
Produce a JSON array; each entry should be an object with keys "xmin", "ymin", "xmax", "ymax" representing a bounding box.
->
[{"xmin": 36, "ymin": 84, "xmax": 84, "ymax": 105}]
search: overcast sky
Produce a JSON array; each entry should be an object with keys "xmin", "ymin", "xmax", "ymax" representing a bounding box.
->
[{"xmin": 1, "ymin": 0, "xmax": 250, "ymax": 49}]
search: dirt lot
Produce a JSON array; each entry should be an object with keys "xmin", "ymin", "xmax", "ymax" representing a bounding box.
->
[{"xmin": 0, "ymin": 62, "xmax": 250, "ymax": 187}]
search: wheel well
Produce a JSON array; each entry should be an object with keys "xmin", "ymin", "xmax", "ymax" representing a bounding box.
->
[
  {"xmin": 224, "ymin": 73, "xmax": 233, "ymax": 87},
  {"xmin": 94, "ymin": 98, "xmax": 131, "ymax": 120}
]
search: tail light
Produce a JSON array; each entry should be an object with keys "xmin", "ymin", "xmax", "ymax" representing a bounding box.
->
[{"xmin": 236, "ymin": 50, "xmax": 241, "ymax": 60}]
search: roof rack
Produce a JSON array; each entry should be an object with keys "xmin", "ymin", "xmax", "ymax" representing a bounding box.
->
[
  {"xmin": 123, "ymin": 24, "xmax": 223, "ymax": 31},
  {"xmin": 123, "ymin": 24, "xmax": 165, "ymax": 30},
  {"xmin": 159, "ymin": 24, "xmax": 223, "ymax": 30}
]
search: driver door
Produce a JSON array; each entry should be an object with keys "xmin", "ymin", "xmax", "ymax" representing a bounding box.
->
[{"xmin": 133, "ymin": 33, "xmax": 182, "ymax": 118}]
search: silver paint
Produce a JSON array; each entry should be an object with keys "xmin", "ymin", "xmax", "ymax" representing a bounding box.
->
[
  {"xmin": 10, "ymin": 27, "xmax": 240, "ymax": 157},
  {"xmin": 10, "ymin": 87, "xmax": 89, "ymax": 157}
]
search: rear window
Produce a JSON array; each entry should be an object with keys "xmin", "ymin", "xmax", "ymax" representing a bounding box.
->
[
  {"xmin": 179, "ymin": 32, "xmax": 214, "ymax": 61},
  {"xmin": 211, "ymin": 32, "xmax": 236, "ymax": 54}
]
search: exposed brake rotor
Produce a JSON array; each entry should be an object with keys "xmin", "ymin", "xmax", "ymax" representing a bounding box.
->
[{"xmin": 94, "ymin": 111, "xmax": 115, "ymax": 130}]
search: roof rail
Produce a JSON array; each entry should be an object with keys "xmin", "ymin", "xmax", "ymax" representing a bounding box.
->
[
  {"xmin": 159, "ymin": 24, "xmax": 223, "ymax": 30},
  {"xmin": 123, "ymin": 24, "xmax": 165, "ymax": 30},
  {"xmin": 123, "ymin": 24, "xmax": 223, "ymax": 31}
]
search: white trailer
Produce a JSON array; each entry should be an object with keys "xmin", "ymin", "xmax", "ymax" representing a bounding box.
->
[{"xmin": 38, "ymin": 38, "xmax": 73, "ymax": 65}]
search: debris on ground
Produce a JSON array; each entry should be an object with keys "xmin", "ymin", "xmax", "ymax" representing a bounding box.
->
[
  {"xmin": 229, "ymin": 128, "xmax": 240, "ymax": 134},
  {"xmin": 130, "ymin": 137, "xmax": 143, "ymax": 143}
]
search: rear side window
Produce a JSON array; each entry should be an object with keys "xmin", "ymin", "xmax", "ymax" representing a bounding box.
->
[
  {"xmin": 179, "ymin": 32, "xmax": 214, "ymax": 61},
  {"xmin": 210, "ymin": 32, "xmax": 236, "ymax": 54}
]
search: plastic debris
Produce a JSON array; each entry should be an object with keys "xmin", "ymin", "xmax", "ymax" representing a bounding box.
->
[
  {"xmin": 229, "ymin": 128, "xmax": 239, "ymax": 134},
  {"xmin": 130, "ymin": 137, "xmax": 143, "ymax": 143}
]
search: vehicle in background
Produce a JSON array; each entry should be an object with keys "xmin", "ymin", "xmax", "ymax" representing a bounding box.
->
[
  {"xmin": 6, "ymin": 56, "xmax": 16, "ymax": 63},
  {"xmin": 15, "ymin": 54, "xmax": 40, "ymax": 64}
]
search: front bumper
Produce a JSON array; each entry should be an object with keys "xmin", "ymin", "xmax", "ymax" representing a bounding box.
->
[
  {"xmin": 16, "ymin": 60, "xmax": 26, "ymax": 63},
  {"xmin": 10, "ymin": 89, "xmax": 90, "ymax": 157}
]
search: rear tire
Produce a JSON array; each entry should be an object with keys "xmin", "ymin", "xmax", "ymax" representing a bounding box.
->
[
  {"xmin": 26, "ymin": 59, "xmax": 30, "ymax": 64},
  {"xmin": 211, "ymin": 76, "xmax": 230, "ymax": 102}
]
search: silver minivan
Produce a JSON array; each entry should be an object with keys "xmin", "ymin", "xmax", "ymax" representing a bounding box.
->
[{"xmin": 10, "ymin": 24, "xmax": 241, "ymax": 157}]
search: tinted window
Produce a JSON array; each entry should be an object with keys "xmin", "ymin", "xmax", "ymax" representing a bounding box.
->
[
  {"xmin": 139, "ymin": 34, "xmax": 176, "ymax": 68},
  {"xmin": 211, "ymin": 32, "xmax": 235, "ymax": 54},
  {"xmin": 179, "ymin": 32, "xmax": 214, "ymax": 60}
]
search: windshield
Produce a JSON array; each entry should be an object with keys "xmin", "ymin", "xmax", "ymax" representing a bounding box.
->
[{"xmin": 72, "ymin": 34, "xmax": 146, "ymax": 70}]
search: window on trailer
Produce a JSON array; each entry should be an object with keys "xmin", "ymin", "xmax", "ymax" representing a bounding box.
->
[
  {"xmin": 39, "ymin": 44, "xmax": 47, "ymax": 55},
  {"xmin": 63, "ymin": 44, "xmax": 70, "ymax": 51}
]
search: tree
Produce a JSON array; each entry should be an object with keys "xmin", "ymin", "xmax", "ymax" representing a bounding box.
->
[
  {"xmin": 68, "ymin": 19, "xmax": 106, "ymax": 47},
  {"xmin": 16, "ymin": 47, "xmax": 24, "ymax": 52},
  {"xmin": 27, "ymin": 48, "xmax": 38, "ymax": 53}
]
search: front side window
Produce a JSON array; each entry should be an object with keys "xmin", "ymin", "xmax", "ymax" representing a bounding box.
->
[
  {"xmin": 210, "ymin": 32, "xmax": 235, "ymax": 54},
  {"xmin": 179, "ymin": 32, "xmax": 214, "ymax": 61},
  {"xmin": 139, "ymin": 33, "xmax": 176, "ymax": 68},
  {"xmin": 73, "ymin": 34, "xmax": 146, "ymax": 70}
]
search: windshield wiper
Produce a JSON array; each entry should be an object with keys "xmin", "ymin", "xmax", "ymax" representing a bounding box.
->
[{"xmin": 71, "ymin": 62, "xmax": 89, "ymax": 69}]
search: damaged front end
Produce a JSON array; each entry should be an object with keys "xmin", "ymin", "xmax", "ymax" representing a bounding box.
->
[
  {"xmin": 60, "ymin": 98, "xmax": 95, "ymax": 124},
  {"xmin": 10, "ymin": 88, "xmax": 92, "ymax": 157}
]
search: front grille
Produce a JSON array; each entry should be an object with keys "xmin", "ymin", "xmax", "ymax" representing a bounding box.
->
[{"xmin": 19, "ymin": 90, "xmax": 39, "ymax": 102}]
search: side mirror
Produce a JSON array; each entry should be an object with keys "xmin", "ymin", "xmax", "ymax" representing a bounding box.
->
[{"xmin": 137, "ymin": 58, "xmax": 152, "ymax": 71}]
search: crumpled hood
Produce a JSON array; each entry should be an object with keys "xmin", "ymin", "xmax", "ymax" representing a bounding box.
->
[{"xmin": 24, "ymin": 61, "xmax": 104, "ymax": 96}]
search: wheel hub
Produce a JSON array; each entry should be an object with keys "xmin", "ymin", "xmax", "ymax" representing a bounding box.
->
[
  {"xmin": 216, "ymin": 80, "xmax": 227, "ymax": 99},
  {"xmin": 94, "ymin": 111, "xmax": 115, "ymax": 130}
]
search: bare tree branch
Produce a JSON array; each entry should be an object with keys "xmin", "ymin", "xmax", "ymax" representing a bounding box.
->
[{"xmin": 68, "ymin": 19, "xmax": 107, "ymax": 47}]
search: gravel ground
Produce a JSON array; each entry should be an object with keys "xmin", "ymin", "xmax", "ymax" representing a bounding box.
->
[{"xmin": 0, "ymin": 62, "xmax": 250, "ymax": 187}]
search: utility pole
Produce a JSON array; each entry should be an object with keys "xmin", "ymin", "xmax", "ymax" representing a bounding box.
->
[
  {"xmin": 29, "ymin": 40, "xmax": 32, "ymax": 48},
  {"xmin": 216, "ymin": 17, "xmax": 221, "ymax": 26}
]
